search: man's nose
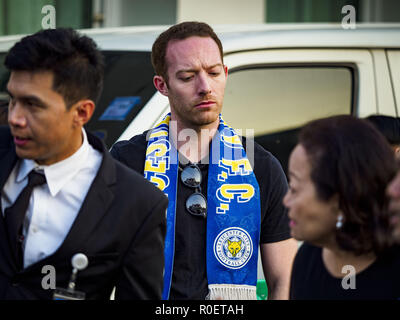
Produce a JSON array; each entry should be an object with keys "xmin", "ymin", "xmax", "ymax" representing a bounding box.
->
[
  {"xmin": 282, "ymin": 190, "xmax": 292, "ymax": 209},
  {"xmin": 8, "ymin": 102, "xmax": 27, "ymax": 127},
  {"xmin": 197, "ymin": 72, "xmax": 211, "ymax": 95},
  {"xmin": 387, "ymin": 171, "xmax": 400, "ymax": 201}
]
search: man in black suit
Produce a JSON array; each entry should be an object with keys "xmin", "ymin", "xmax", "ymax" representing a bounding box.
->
[{"xmin": 0, "ymin": 28, "xmax": 167, "ymax": 299}]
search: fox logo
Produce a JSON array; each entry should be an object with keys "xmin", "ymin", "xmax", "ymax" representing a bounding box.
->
[{"xmin": 227, "ymin": 240, "xmax": 242, "ymax": 257}]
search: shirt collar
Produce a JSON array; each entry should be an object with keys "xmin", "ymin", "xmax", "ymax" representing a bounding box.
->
[
  {"xmin": 17, "ymin": 129, "xmax": 90, "ymax": 197},
  {"xmin": 16, "ymin": 159, "xmax": 37, "ymax": 183}
]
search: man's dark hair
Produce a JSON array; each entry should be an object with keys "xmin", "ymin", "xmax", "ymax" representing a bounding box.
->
[
  {"xmin": 5, "ymin": 28, "xmax": 104, "ymax": 108},
  {"xmin": 299, "ymin": 115, "xmax": 397, "ymax": 255},
  {"xmin": 151, "ymin": 21, "xmax": 223, "ymax": 84},
  {"xmin": 365, "ymin": 115, "xmax": 400, "ymax": 146},
  {"xmin": 0, "ymin": 104, "xmax": 7, "ymax": 125}
]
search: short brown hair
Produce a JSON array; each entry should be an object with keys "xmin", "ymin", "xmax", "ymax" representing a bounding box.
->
[
  {"xmin": 151, "ymin": 21, "xmax": 223, "ymax": 83},
  {"xmin": 299, "ymin": 115, "xmax": 397, "ymax": 255}
]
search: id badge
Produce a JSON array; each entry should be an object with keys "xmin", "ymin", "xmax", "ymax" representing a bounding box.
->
[
  {"xmin": 53, "ymin": 287, "xmax": 86, "ymax": 300},
  {"xmin": 53, "ymin": 253, "xmax": 89, "ymax": 300}
]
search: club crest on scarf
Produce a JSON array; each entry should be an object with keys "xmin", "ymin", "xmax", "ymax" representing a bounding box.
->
[{"xmin": 214, "ymin": 227, "xmax": 253, "ymax": 270}]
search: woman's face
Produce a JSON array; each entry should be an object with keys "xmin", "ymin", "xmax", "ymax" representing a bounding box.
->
[{"xmin": 283, "ymin": 144, "xmax": 340, "ymax": 246}]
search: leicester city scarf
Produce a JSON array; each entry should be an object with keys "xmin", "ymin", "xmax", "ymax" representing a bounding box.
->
[{"xmin": 144, "ymin": 113, "xmax": 260, "ymax": 300}]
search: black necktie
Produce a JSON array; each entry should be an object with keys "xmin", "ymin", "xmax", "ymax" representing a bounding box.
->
[{"xmin": 5, "ymin": 170, "xmax": 46, "ymax": 268}]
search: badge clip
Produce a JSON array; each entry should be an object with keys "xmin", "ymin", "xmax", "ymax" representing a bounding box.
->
[{"xmin": 53, "ymin": 253, "xmax": 89, "ymax": 300}]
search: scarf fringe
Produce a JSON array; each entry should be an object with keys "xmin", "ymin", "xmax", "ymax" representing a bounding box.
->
[{"xmin": 207, "ymin": 284, "xmax": 257, "ymax": 300}]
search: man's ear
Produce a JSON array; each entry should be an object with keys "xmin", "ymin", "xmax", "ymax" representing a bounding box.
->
[
  {"xmin": 394, "ymin": 146, "xmax": 400, "ymax": 159},
  {"xmin": 153, "ymin": 75, "xmax": 169, "ymax": 96},
  {"xmin": 72, "ymin": 99, "xmax": 95, "ymax": 127}
]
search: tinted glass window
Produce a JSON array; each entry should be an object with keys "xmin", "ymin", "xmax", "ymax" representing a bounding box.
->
[
  {"xmin": 87, "ymin": 51, "xmax": 156, "ymax": 148},
  {"xmin": 0, "ymin": 51, "xmax": 156, "ymax": 148},
  {"xmin": 222, "ymin": 66, "xmax": 353, "ymax": 173}
]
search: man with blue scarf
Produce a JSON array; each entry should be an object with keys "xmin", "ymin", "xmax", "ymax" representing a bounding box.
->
[{"xmin": 111, "ymin": 21, "xmax": 298, "ymax": 300}]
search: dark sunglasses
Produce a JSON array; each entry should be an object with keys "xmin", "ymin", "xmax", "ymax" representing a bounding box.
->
[{"xmin": 179, "ymin": 163, "xmax": 207, "ymax": 218}]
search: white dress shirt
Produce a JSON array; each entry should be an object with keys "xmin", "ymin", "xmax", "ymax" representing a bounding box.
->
[{"xmin": 1, "ymin": 129, "xmax": 102, "ymax": 268}]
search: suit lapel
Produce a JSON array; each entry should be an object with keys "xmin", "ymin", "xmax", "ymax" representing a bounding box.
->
[
  {"xmin": 6, "ymin": 131, "xmax": 117, "ymax": 273},
  {"xmin": 35, "ymin": 133, "xmax": 117, "ymax": 264}
]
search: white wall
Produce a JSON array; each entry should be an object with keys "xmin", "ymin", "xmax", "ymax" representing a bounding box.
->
[
  {"xmin": 177, "ymin": 0, "xmax": 265, "ymax": 24},
  {"xmin": 102, "ymin": 0, "xmax": 176, "ymax": 27},
  {"xmin": 103, "ymin": 0, "xmax": 123, "ymax": 27}
]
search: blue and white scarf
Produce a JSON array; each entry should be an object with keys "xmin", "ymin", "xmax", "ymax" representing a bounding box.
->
[{"xmin": 144, "ymin": 113, "xmax": 260, "ymax": 300}]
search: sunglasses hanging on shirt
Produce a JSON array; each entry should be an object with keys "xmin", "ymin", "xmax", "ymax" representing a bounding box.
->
[{"xmin": 179, "ymin": 163, "xmax": 207, "ymax": 219}]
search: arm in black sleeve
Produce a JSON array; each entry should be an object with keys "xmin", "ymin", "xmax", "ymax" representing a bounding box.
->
[{"xmin": 114, "ymin": 194, "xmax": 168, "ymax": 300}]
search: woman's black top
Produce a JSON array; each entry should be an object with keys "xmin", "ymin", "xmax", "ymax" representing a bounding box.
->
[{"xmin": 290, "ymin": 242, "xmax": 400, "ymax": 300}]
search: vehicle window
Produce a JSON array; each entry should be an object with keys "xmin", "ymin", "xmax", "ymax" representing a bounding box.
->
[
  {"xmin": 0, "ymin": 51, "xmax": 157, "ymax": 148},
  {"xmin": 87, "ymin": 51, "xmax": 157, "ymax": 148},
  {"xmin": 222, "ymin": 66, "xmax": 353, "ymax": 173}
]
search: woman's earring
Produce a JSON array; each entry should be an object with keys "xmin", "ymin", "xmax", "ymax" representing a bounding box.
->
[{"xmin": 336, "ymin": 214, "xmax": 343, "ymax": 229}]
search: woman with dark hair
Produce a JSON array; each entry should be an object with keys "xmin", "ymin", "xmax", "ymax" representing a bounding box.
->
[{"xmin": 285, "ymin": 115, "xmax": 400, "ymax": 300}]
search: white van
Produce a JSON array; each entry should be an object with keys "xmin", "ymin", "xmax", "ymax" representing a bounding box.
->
[{"xmin": 1, "ymin": 23, "xmax": 399, "ymax": 172}]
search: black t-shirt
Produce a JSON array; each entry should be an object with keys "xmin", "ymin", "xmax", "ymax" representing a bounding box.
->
[
  {"xmin": 111, "ymin": 131, "xmax": 291, "ymax": 299},
  {"xmin": 290, "ymin": 242, "xmax": 400, "ymax": 300}
]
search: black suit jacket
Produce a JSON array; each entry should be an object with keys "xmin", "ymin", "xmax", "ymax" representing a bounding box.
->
[{"xmin": 0, "ymin": 126, "xmax": 168, "ymax": 300}]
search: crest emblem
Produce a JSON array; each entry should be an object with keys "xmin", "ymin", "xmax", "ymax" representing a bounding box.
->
[{"xmin": 213, "ymin": 227, "xmax": 253, "ymax": 269}]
